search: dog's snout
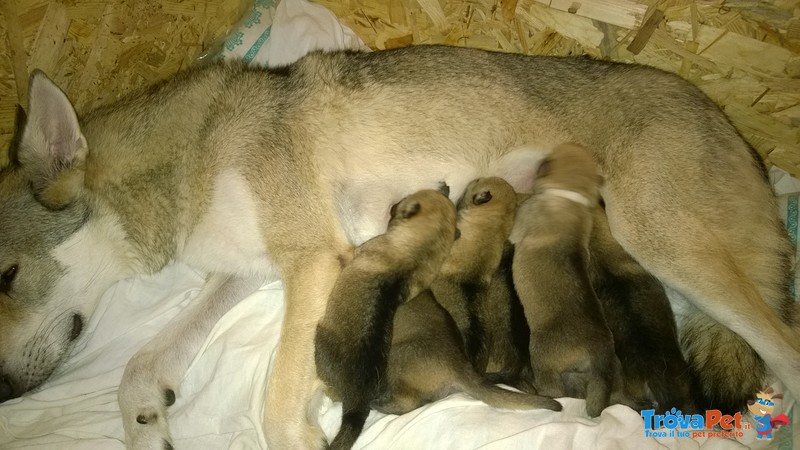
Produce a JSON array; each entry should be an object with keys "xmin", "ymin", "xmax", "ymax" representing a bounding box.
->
[
  {"xmin": 70, "ymin": 313, "xmax": 84, "ymax": 341},
  {"xmin": 0, "ymin": 374, "xmax": 19, "ymax": 404}
]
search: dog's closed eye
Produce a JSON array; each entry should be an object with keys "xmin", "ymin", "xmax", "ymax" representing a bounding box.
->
[{"xmin": 0, "ymin": 265, "xmax": 18, "ymax": 293}]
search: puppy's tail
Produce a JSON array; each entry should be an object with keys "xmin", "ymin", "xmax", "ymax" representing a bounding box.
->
[
  {"xmin": 460, "ymin": 371, "xmax": 562, "ymax": 411},
  {"xmin": 329, "ymin": 404, "xmax": 370, "ymax": 450}
]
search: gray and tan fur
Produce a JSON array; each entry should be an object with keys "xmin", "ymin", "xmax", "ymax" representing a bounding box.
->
[
  {"xmin": 315, "ymin": 188, "xmax": 457, "ymax": 450},
  {"xmin": 431, "ymin": 177, "xmax": 517, "ymax": 373},
  {"xmin": 510, "ymin": 143, "xmax": 623, "ymax": 417},
  {"xmin": 374, "ymin": 289, "xmax": 561, "ymax": 416},
  {"xmin": 588, "ymin": 205, "xmax": 696, "ymax": 413},
  {"xmin": 433, "ymin": 176, "xmax": 534, "ymax": 389},
  {"xmin": 0, "ymin": 46, "xmax": 797, "ymax": 448}
]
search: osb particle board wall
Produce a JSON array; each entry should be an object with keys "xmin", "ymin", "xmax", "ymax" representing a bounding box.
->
[
  {"xmin": 0, "ymin": 0, "xmax": 249, "ymax": 166},
  {"xmin": 1, "ymin": 0, "xmax": 799, "ymax": 176}
]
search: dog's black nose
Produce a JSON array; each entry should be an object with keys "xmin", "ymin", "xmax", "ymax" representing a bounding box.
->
[
  {"xmin": 70, "ymin": 313, "xmax": 84, "ymax": 341},
  {"xmin": 0, "ymin": 375, "xmax": 16, "ymax": 403}
]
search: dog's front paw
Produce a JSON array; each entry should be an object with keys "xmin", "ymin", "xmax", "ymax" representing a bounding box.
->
[{"xmin": 119, "ymin": 353, "xmax": 178, "ymax": 449}]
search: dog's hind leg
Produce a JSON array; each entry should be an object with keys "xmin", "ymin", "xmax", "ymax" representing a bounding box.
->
[
  {"xmin": 603, "ymin": 172, "xmax": 800, "ymax": 411},
  {"xmin": 119, "ymin": 273, "xmax": 263, "ymax": 450},
  {"xmin": 263, "ymin": 251, "xmax": 345, "ymax": 449}
]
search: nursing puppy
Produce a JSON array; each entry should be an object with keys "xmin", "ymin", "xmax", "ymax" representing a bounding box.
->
[
  {"xmin": 1, "ymin": 45, "xmax": 797, "ymax": 448},
  {"xmin": 315, "ymin": 189, "xmax": 457, "ymax": 450},
  {"xmin": 588, "ymin": 206, "xmax": 696, "ymax": 414},
  {"xmin": 510, "ymin": 143, "xmax": 619, "ymax": 417},
  {"xmin": 433, "ymin": 177, "xmax": 531, "ymax": 386},
  {"xmin": 374, "ymin": 289, "xmax": 561, "ymax": 416},
  {"xmin": 483, "ymin": 242, "xmax": 536, "ymax": 390}
]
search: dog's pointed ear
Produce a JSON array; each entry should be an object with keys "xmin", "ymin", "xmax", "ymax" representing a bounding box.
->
[
  {"xmin": 473, "ymin": 190, "xmax": 492, "ymax": 205},
  {"xmin": 18, "ymin": 70, "xmax": 87, "ymax": 209},
  {"xmin": 398, "ymin": 201, "xmax": 421, "ymax": 219}
]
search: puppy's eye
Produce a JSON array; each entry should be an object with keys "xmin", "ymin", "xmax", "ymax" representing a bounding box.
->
[{"xmin": 1, "ymin": 265, "xmax": 18, "ymax": 292}]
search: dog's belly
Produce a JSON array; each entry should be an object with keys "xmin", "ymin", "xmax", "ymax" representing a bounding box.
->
[
  {"xmin": 179, "ymin": 170, "xmax": 277, "ymax": 279},
  {"xmin": 337, "ymin": 147, "xmax": 548, "ymax": 245}
]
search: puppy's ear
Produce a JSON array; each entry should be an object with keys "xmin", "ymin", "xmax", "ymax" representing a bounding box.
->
[
  {"xmin": 473, "ymin": 190, "xmax": 492, "ymax": 205},
  {"xmin": 397, "ymin": 200, "xmax": 421, "ymax": 219},
  {"xmin": 18, "ymin": 70, "xmax": 87, "ymax": 210},
  {"xmin": 437, "ymin": 181, "xmax": 450, "ymax": 197},
  {"xmin": 536, "ymin": 159, "xmax": 551, "ymax": 178}
]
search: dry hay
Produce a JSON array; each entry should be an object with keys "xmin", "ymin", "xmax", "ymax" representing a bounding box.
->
[{"xmin": 1, "ymin": 0, "xmax": 799, "ymax": 175}]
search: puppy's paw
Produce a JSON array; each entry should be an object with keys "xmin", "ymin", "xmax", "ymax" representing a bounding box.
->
[
  {"xmin": 119, "ymin": 353, "xmax": 178, "ymax": 449},
  {"xmin": 582, "ymin": 375, "xmax": 612, "ymax": 417},
  {"xmin": 265, "ymin": 406, "xmax": 328, "ymax": 450}
]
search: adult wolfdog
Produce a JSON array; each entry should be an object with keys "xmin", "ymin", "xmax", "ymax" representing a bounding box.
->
[{"xmin": 0, "ymin": 45, "xmax": 797, "ymax": 448}]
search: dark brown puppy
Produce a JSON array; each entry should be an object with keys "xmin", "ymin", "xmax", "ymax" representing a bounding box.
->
[
  {"xmin": 510, "ymin": 143, "xmax": 620, "ymax": 417},
  {"xmin": 482, "ymin": 241, "xmax": 537, "ymax": 390},
  {"xmin": 432, "ymin": 177, "xmax": 532, "ymax": 388},
  {"xmin": 589, "ymin": 205, "xmax": 696, "ymax": 414},
  {"xmin": 373, "ymin": 289, "xmax": 561, "ymax": 415},
  {"xmin": 315, "ymin": 189, "xmax": 457, "ymax": 450}
]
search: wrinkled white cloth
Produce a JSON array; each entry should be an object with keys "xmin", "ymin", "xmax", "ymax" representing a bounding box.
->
[
  {"xmin": 0, "ymin": 1, "xmax": 798, "ymax": 448},
  {"xmin": 212, "ymin": 0, "xmax": 368, "ymax": 67}
]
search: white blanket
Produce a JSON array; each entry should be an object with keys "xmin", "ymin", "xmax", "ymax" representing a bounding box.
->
[{"xmin": 1, "ymin": 1, "xmax": 797, "ymax": 448}]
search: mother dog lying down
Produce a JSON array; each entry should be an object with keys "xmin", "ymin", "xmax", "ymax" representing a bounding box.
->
[{"xmin": 0, "ymin": 45, "xmax": 797, "ymax": 448}]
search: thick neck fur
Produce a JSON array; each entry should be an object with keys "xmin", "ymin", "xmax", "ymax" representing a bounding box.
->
[{"xmin": 78, "ymin": 64, "xmax": 279, "ymax": 273}]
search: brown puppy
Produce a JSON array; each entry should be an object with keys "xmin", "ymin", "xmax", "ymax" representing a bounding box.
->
[
  {"xmin": 439, "ymin": 177, "xmax": 534, "ymax": 389},
  {"xmin": 373, "ymin": 289, "xmax": 562, "ymax": 415},
  {"xmin": 482, "ymin": 242, "xmax": 537, "ymax": 390},
  {"xmin": 510, "ymin": 143, "xmax": 619, "ymax": 417},
  {"xmin": 315, "ymin": 189, "xmax": 457, "ymax": 450},
  {"xmin": 588, "ymin": 206, "xmax": 696, "ymax": 414}
]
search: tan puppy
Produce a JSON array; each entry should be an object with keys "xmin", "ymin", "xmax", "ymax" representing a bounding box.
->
[
  {"xmin": 315, "ymin": 189, "xmax": 457, "ymax": 450},
  {"xmin": 433, "ymin": 177, "xmax": 535, "ymax": 390},
  {"xmin": 374, "ymin": 289, "xmax": 561, "ymax": 415},
  {"xmin": 433, "ymin": 177, "xmax": 524, "ymax": 378},
  {"xmin": 588, "ymin": 206, "xmax": 696, "ymax": 414},
  {"xmin": 510, "ymin": 143, "xmax": 618, "ymax": 417},
  {"xmin": 483, "ymin": 242, "xmax": 537, "ymax": 391}
]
